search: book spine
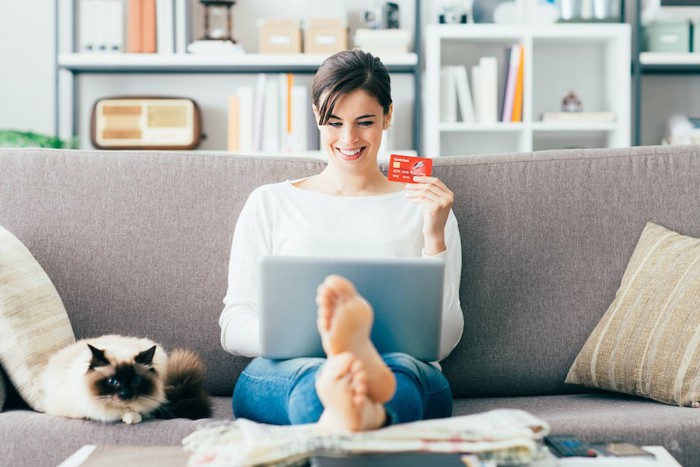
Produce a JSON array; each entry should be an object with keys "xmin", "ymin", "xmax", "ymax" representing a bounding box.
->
[
  {"xmin": 253, "ymin": 74, "xmax": 268, "ymax": 152},
  {"xmin": 501, "ymin": 44, "xmax": 521, "ymax": 123},
  {"xmin": 471, "ymin": 65, "xmax": 482, "ymax": 122},
  {"xmin": 478, "ymin": 56, "xmax": 498, "ymax": 123},
  {"xmin": 126, "ymin": 0, "xmax": 143, "ymax": 53},
  {"xmin": 263, "ymin": 79, "xmax": 280, "ymax": 153},
  {"xmin": 440, "ymin": 66, "xmax": 457, "ymax": 123},
  {"xmin": 156, "ymin": 0, "xmax": 175, "ymax": 54},
  {"xmin": 511, "ymin": 45, "xmax": 525, "ymax": 123},
  {"xmin": 108, "ymin": 0, "xmax": 125, "ymax": 53},
  {"xmin": 227, "ymin": 95, "xmax": 240, "ymax": 152},
  {"xmin": 237, "ymin": 87, "xmax": 254, "ymax": 154},
  {"xmin": 142, "ymin": 0, "xmax": 157, "ymax": 53},
  {"xmin": 80, "ymin": 0, "xmax": 96, "ymax": 53},
  {"xmin": 174, "ymin": 0, "xmax": 189, "ymax": 53},
  {"xmin": 452, "ymin": 65, "xmax": 475, "ymax": 123},
  {"xmin": 289, "ymin": 86, "xmax": 308, "ymax": 152}
]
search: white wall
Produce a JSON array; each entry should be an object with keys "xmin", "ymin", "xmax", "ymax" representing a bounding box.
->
[{"xmin": 0, "ymin": 1, "xmax": 56, "ymax": 135}]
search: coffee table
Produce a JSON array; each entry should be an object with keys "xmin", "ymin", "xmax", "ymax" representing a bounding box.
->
[{"xmin": 59, "ymin": 444, "xmax": 682, "ymax": 467}]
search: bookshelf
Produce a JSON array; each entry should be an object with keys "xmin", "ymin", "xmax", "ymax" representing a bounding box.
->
[
  {"xmin": 424, "ymin": 23, "xmax": 631, "ymax": 157},
  {"xmin": 55, "ymin": 0, "xmax": 422, "ymax": 154},
  {"xmin": 631, "ymin": 0, "xmax": 700, "ymax": 145}
]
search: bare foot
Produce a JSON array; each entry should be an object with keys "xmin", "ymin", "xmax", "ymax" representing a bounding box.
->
[
  {"xmin": 316, "ymin": 275, "xmax": 396, "ymax": 403},
  {"xmin": 316, "ymin": 352, "xmax": 387, "ymax": 432}
]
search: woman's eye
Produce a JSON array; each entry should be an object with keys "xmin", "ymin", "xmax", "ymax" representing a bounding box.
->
[
  {"xmin": 328, "ymin": 122, "xmax": 342, "ymax": 128},
  {"xmin": 358, "ymin": 121, "xmax": 374, "ymax": 127}
]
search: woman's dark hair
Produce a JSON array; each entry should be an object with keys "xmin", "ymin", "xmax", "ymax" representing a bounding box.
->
[{"xmin": 312, "ymin": 49, "xmax": 392, "ymax": 126}]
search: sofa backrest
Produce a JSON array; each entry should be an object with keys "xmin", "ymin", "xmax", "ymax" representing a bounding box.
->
[{"xmin": 1, "ymin": 146, "xmax": 699, "ymax": 399}]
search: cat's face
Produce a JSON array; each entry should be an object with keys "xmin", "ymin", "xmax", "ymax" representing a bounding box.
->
[{"xmin": 86, "ymin": 344, "xmax": 164, "ymax": 408}]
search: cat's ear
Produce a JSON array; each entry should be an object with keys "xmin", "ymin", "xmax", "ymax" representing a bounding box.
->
[
  {"xmin": 88, "ymin": 344, "xmax": 110, "ymax": 369},
  {"xmin": 135, "ymin": 345, "xmax": 157, "ymax": 366}
]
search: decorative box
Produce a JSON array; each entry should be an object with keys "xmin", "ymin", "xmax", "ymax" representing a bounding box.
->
[{"xmin": 259, "ymin": 19, "xmax": 302, "ymax": 54}]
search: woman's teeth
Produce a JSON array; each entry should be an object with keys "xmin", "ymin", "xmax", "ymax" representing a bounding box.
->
[{"xmin": 339, "ymin": 148, "xmax": 361, "ymax": 156}]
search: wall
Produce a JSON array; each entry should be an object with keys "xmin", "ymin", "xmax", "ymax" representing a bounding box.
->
[{"xmin": 0, "ymin": 1, "xmax": 56, "ymax": 135}]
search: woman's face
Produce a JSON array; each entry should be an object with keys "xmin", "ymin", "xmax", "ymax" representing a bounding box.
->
[{"xmin": 315, "ymin": 89, "xmax": 392, "ymax": 176}]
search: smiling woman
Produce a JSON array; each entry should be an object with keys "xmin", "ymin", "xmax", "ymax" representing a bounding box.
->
[{"xmin": 220, "ymin": 49, "xmax": 464, "ymax": 433}]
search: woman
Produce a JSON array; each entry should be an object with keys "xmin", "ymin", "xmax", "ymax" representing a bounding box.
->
[{"xmin": 220, "ymin": 49, "xmax": 463, "ymax": 431}]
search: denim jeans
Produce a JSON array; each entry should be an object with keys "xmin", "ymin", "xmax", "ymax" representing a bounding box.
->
[{"xmin": 232, "ymin": 352, "xmax": 452, "ymax": 426}]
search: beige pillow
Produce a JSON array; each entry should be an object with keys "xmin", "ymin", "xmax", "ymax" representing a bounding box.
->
[
  {"xmin": 566, "ymin": 222, "xmax": 700, "ymax": 407},
  {"xmin": 0, "ymin": 225, "xmax": 75, "ymax": 411}
]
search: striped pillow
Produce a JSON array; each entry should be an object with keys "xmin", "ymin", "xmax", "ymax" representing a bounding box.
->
[
  {"xmin": 566, "ymin": 222, "xmax": 700, "ymax": 406},
  {"xmin": 0, "ymin": 226, "xmax": 75, "ymax": 411}
]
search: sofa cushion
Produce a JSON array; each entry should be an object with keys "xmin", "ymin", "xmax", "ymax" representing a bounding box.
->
[
  {"xmin": 0, "ymin": 225, "xmax": 75, "ymax": 411},
  {"xmin": 566, "ymin": 222, "xmax": 700, "ymax": 406}
]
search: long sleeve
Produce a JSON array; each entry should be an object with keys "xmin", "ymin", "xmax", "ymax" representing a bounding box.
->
[
  {"xmin": 423, "ymin": 210, "xmax": 463, "ymax": 361},
  {"xmin": 219, "ymin": 189, "xmax": 271, "ymax": 357}
]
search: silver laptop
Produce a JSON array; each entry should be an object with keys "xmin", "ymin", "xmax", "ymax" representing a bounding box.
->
[{"xmin": 258, "ymin": 256, "xmax": 444, "ymax": 361}]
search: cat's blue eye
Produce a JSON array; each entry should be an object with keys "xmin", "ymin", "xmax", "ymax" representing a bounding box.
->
[
  {"xmin": 107, "ymin": 377, "xmax": 118, "ymax": 387},
  {"xmin": 132, "ymin": 376, "xmax": 141, "ymax": 386}
]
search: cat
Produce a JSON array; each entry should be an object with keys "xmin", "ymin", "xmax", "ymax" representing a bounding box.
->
[{"xmin": 40, "ymin": 334, "xmax": 212, "ymax": 424}]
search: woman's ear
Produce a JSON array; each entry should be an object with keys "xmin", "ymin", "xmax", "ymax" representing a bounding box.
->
[{"xmin": 383, "ymin": 104, "xmax": 394, "ymax": 130}]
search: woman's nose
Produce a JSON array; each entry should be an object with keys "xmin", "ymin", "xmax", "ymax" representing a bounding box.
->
[{"xmin": 340, "ymin": 125, "xmax": 358, "ymax": 144}]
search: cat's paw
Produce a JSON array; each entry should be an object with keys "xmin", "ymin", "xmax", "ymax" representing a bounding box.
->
[{"xmin": 122, "ymin": 412, "xmax": 142, "ymax": 424}]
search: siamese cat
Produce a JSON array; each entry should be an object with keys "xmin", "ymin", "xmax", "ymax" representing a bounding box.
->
[{"xmin": 41, "ymin": 335, "xmax": 211, "ymax": 424}]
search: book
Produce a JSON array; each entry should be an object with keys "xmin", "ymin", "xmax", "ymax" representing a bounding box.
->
[
  {"xmin": 511, "ymin": 45, "xmax": 525, "ymax": 123},
  {"xmin": 79, "ymin": 0, "xmax": 97, "ymax": 52},
  {"xmin": 501, "ymin": 44, "xmax": 522, "ymax": 122},
  {"xmin": 471, "ymin": 64, "xmax": 482, "ymax": 122},
  {"xmin": 440, "ymin": 67, "xmax": 457, "ymax": 123},
  {"xmin": 478, "ymin": 56, "xmax": 498, "ymax": 123},
  {"xmin": 541, "ymin": 112, "xmax": 616, "ymax": 123},
  {"xmin": 288, "ymin": 85, "xmax": 309, "ymax": 153},
  {"xmin": 141, "ymin": 0, "xmax": 157, "ymax": 53},
  {"xmin": 253, "ymin": 74, "xmax": 268, "ymax": 152},
  {"xmin": 126, "ymin": 0, "xmax": 143, "ymax": 53},
  {"xmin": 263, "ymin": 78, "xmax": 280, "ymax": 154},
  {"xmin": 174, "ymin": 0, "xmax": 190, "ymax": 54},
  {"xmin": 237, "ymin": 86, "xmax": 254, "ymax": 153},
  {"xmin": 107, "ymin": 0, "xmax": 125, "ymax": 53},
  {"xmin": 156, "ymin": 0, "xmax": 174, "ymax": 54},
  {"xmin": 452, "ymin": 65, "xmax": 475, "ymax": 123},
  {"xmin": 227, "ymin": 95, "xmax": 240, "ymax": 152}
]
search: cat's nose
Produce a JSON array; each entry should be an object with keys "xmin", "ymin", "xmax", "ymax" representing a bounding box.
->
[{"xmin": 118, "ymin": 389, "xmax": 133, "ymax": 400}]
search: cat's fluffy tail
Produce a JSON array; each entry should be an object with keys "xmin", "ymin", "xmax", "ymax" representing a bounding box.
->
[{"xmin": 153, "ymin": 349, "xmax": 212, "ymax": 420}]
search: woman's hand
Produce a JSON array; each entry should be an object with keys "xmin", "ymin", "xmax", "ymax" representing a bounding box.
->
[{"xmin": 404, "ymin": 176, "xmax": 454, "ymax": 255}]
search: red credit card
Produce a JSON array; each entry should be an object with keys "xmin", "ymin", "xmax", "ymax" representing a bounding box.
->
[{"xmin": 387, "ymin": 154, "xmax": 433, "ymax": 183}]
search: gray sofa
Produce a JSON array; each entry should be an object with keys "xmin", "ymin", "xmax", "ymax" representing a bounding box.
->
[{"xmin": 0, "ymin": 145, "xmax": 699, "ymax": 466}]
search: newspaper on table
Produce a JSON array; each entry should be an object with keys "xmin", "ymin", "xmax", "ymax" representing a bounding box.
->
[{"xmin": 182, "ymin": 408, "xmax": 550, "ymax": 467}]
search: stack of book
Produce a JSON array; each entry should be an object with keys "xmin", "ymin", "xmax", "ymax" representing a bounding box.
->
[
  {"xmin": 228, "ymin": 74, "xmax": 315, "ymax": 155},
  {"xmin": 439, "ymin": 44, "xmax": 525, "ymax": 125},
  {"xmin": 78, "ymin": 0, "xmax": 190, "ymax": 54}
]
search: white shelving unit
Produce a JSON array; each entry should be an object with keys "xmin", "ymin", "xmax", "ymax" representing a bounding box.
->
[
  {"xmin": 424, "ymin": 23, "xmax": 631, "ymax": 157},
  {"xmin": 55, "ymin": 0, "xmax": 422, "ymax": 152}
]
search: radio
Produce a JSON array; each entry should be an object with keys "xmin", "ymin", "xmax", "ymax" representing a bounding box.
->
[{"xmin": 91, "ymin": 97, "xmax": 202, "ymax": 149}]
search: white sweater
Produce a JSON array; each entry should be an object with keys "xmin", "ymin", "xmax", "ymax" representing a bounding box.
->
[{"xmin": 219, "ymin": 180, "xmax": 464, "ymax": 361}]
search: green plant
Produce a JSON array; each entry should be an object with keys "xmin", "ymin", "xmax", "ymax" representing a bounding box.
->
[{"xmin": 0, "ymin": 130, "xmax": 77, "ymax": 149}]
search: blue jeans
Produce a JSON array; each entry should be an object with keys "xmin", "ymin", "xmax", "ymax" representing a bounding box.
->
[{"xmin": 232, "ymin": 352, "xmax": 452, "ymax": 425}]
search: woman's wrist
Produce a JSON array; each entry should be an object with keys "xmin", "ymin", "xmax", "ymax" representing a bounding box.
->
[{"xmin": 423, "ymin": 237, "xmax": 446, "ymax": 256}]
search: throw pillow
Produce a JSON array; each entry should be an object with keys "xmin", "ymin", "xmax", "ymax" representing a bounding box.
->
[
  {"xmin": 0, "ymin": 368, "xmax": 5, "ymax": 411},
  {"xmin": 566, "ymin": 222, "xmax": 700, "ymax": 406},
  {"xmin": 0, "ymin": 225, "xmax": 75, "ymax": 411}
]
